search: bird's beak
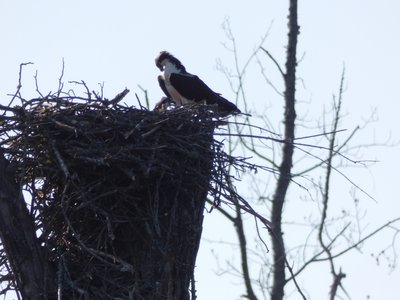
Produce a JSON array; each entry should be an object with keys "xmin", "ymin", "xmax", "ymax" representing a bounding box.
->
[{"xmin": 156, "ymin": 63, "xmax": 163, "ymax": 71}]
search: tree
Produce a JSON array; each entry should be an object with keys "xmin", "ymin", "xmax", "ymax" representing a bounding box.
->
[{"xmin": 209, "ymin": 1, "xmax": 400, "ymax": 299}]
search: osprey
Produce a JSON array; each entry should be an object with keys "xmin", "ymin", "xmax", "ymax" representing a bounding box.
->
[
  {"xmin": 155, "ymin": 51, "xmax": 240, "ymax": 116},
  {"xmin": 153, "ymin": 96, "xmax": 174, "ymax": 112}
]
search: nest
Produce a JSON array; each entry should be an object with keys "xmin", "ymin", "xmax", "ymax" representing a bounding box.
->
[{"xmin": 0, "ymin": 90, "xmax": 248, "ymax": 299}]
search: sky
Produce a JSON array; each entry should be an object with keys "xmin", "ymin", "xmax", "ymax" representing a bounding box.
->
[{"xmin": 1, "ymin": 1, "xmax": 400, "ymax": 299}]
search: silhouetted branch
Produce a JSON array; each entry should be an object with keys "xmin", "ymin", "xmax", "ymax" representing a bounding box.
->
[
  {"xmin": 317, "ymin": 68, "xmax": 345, "ymax": 299},
  {"xmin": 260, "ymin": 47, "xmax": 285, "ymax": 78}
]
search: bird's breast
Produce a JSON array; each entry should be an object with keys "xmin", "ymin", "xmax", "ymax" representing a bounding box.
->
[
  {"xmin": 164, "ymin": 78, "xmax": 184, "ymax": 106},
  {"xmin": 162, "ymin": 70, "xmax": 193, "ymax": 106}
]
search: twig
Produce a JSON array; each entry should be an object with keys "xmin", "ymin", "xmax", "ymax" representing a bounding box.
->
[
  {"xmin": 138, "ymin": 85, "xmax": 150, "ymax": 109},
  {"xmin": 6, "ymin": 62, "xmax": 34, "ymax": 109},
  {"xmin": 56, "ymin": 58, "xmax": 65, "ymax": 98},
  {"xmin": 315, "ymin": 217, "xmax": 400, "ymax": 262},
  {"xmin": 33, "ymin": 70, "xmax": 44, "ymax": 98},
  {"xmin": 50, "ymin": 140, "xmax": 70, "ymax": 179},
  {"xmin": 108, "ymin": 88, "xmax": 130, "ymax": 105},
  {"xmin": 228, "ymin": 177, "xmax": 258, "ymax": 300},
  {"xmin": 329, "ymin": 270, "xmax": 346, "ymax": 300},
  {"xmin": 135, "ymin": 93, "xmax": 146, "ymax": 110},
  {"xmin": 260, "ymin": 47, "xmax": 285, "ymax": 78}
]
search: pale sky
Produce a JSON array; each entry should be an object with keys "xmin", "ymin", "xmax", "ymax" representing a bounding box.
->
[{"xmin": 1, "ymin": 1, "xmax": 399, "ymax": 299}]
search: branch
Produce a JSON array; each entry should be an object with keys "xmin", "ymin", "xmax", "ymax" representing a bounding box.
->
[
  {"xmin": 108, "ymin": 88, "xmax": 130, "ymax": 105},
  {"xmin": 260, "ymin": 47, "xmax": 285, "ymax": 78},
  {"xmin": 329, "ymin": 270, "xmax": 346, "ymax": 300},
  {"xmin": 318, "ymin": 67, "xmax": 346, "ymax": 299},
  {"xmin": 235, "ymin": 207, "xmax": 258, "ymax": 300},
  {"xmin": 5, "ymin": 62, "xmax": 33, "ymax": 109},
  {"xmin": 269, "ymin": 231, "xmax": 307, "ymax": 300},
  {"xmin": 228, "ymin": 179, "xmax": 258, "ymax": 300},
  {"xmin": 315, "ymin": 217, "xmax": 400, "ymax": 262}
]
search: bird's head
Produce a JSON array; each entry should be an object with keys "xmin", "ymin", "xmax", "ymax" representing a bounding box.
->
[{"xmin": 155, "ymin": 51, "xmax": 186, "ymax": 72}]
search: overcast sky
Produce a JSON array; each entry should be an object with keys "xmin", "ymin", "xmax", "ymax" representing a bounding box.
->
[{"xmin": 1, "ymin": 1, "xmax": 399, "ymax": 299}]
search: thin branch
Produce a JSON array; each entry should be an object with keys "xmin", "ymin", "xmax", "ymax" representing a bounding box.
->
[
  {"xmin": 260, "ymin": 47, "xmax": 285, "ymax": 78},
  {"xmin": 314, "ymin": 217, "xmax": 400, "ymax": 262},
  {"xmin": 137, "ymin": 85, "xmax": 150, "ymax": 109},
  {"xmin": 5, "ymin": 62, "xmax": 34, "ymax": 109},
  {"xmin": 255, "ymin": 51, "xmax": 284, "ymax": 97},
  {"xmin": 206, "ymin": 199, "xmax": 235, "ymax": 222},
  {"xmin": 56, "ymin": 58, "xmax": 65, "ymax": 98},
  {"xmin": 294, "ymin": 125, "xmax": 360, "ymax": 176},
  {"xmin": 294, "ymin": 145, "xmax": 375, "ymax": 202},
  {"xmin": 287, "ymin": 223, "xmax": 351, "ymax": 281},
  {"xmin": 33, "ymin": 70, "xmax": 45, "ymax": 98},
  {"xmin": 318, "ymin": 68, "xmax": 345, "ymax": 299},
  {"xmin": 108, "ymin": 88, "xmax": 130, "ymax": 105},
  {"xmin": 233, "ymin": 195, "xmax": 258, "ymax": 300}
]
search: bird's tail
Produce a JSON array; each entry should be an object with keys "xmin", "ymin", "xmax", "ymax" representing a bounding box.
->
[{"xmin": 213, "ymin": 95, "xmax": 241, "ymax": 116}]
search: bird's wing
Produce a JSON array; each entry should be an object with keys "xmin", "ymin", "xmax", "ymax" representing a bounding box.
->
[
  {"xmin": 158, "ymin": 75, "xmax": 171, "ymax": 98},
  {"xmin": 169, "ymin": 73, "xmax": 217, "ymax": 103},
  {"xmin": 170, "ymin": 72, "xmax": 241, "ymax": 116}
]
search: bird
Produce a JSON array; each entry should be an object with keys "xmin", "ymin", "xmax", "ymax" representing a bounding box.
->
[
  {"xmin": 155, "ymin": 51, "xmax": 240, "ymax": 116},
  {"xmin": 153, "ymin": 96, "xmax": 174, "ymax": 112}
]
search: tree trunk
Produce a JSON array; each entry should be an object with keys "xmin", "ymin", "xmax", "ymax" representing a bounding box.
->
[
  {"xmin": 0, "ymin": 152, "xmax": 56, "ymax": 299},
  {"xmin": 270, "ymin": 0, "xmax": 299, "ymax": 299}
]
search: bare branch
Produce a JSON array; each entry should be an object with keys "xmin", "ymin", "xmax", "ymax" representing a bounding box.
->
[
  {"xmin": 317, "ymin": 67, "xmax": 346, "ymax": 298},
  {"xmin": 232, "ymin": 194, "xmax": 258, "ymax": 300},
  {"xmin": 57, "ymin": 58, "xmax": 65, "ymax": 98},
  {"xmin": 315, "ymin": 217, "xmax": 400, "ymax": 262},
  {"xmin": 260, "ymin": 47, "xmax": 285, "ymax": 78},
  {"xmin": 6, "ymin": 62, "xmax": 34, "ymax": 108}
]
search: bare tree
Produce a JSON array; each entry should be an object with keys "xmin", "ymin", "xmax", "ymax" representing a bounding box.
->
[{"xmin": 211, "ymin": 1, "xmax": 400, "ymax": 299}]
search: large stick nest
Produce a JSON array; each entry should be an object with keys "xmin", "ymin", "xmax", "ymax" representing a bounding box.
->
[{"xmin": 0, "ymin": 89, "xmax": 251, "ymax": 299}]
